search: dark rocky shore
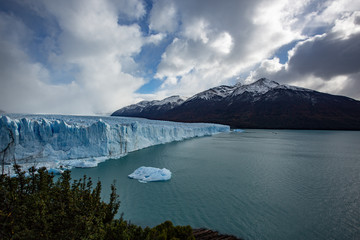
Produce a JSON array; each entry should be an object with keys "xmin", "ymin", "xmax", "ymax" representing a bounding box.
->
[{"xmin": 193, "ymin": 228, "xmax": 242, "ymax": 240}]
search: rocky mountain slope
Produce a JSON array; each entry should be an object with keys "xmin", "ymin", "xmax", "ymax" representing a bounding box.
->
[{"xmin": 112, "ymin": 78, "xmax": 360, "ymax": 130}]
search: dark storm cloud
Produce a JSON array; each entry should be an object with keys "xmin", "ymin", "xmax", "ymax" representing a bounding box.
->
[
  {"xmin": 288, "ymin": 32, "xmax": 360, "ymax": 79},
  {"xmin": 247, "ymin": 10, "xmax": 360, "ymax": 100}
]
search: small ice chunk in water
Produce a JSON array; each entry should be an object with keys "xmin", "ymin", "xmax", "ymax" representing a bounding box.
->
[
  {"xmin": 232, "ymin": 129, "xmax": 244, "ymax": 132},
  {"xmin": 67, "ymin": 160, "xmax": 99, "ymax": 168},
  {"xmin": 128, "ymin": 166, "xmax": 171, "ymax": 183}
]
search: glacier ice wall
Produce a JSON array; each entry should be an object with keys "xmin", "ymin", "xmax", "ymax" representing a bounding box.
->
[{"xmin": 0, "ymin": 114, "xmax": 229, "ymax": 172}]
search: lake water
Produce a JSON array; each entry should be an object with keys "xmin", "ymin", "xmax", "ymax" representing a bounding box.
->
[{"xmin": 69, "ymin": 130, "xmax": 360, "ymax": 240}]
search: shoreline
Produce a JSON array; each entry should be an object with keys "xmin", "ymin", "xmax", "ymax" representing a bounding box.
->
[{"xmin": 193, "ymin": 228, "xmax": 242, "ymax": 240}]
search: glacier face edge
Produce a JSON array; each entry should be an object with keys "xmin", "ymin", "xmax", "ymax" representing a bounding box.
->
[{"xmin": 0, "ymin": 114, "xmax": 230, "ymax": 173}]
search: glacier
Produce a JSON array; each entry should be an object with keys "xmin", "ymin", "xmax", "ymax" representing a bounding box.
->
[
  {"xmin": 0, "ymin": 114, "xmax": 229, "ymax": 174},
  {"xmin": 128, "ymin": 166, "xmax": 171, "ymax": 183}
]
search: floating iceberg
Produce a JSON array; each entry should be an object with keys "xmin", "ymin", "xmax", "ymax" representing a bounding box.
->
[
  {"xmin": 128, "ymin": 166, "xmax": 171, "ymax": 183},
  {"xmin": 0, "ymin": 114, "xmax": 229, "ymax": 174},
  {"xmin": 232, "ymin": 129, "xmax": 244, "ymax": 133}
]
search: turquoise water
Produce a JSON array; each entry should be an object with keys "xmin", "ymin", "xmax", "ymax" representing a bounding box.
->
[{"xmin": 70, "ymin": 130, "xmax": 360, "ymax": 240}]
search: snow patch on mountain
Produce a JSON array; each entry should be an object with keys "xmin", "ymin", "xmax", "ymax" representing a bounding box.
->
[
  {"xmin": 185, "ymin": 78, "xmax": 313, "ymax": 102},
  {"xmin": 152, "ymin": 95, "xmax": 186, "ymax": 106},
  {"xmin": 186, "ymin": 85, "xmax": 237, "ymax": 102},
  {"xmin": 231, "ymin": 78, "xmax": 277, "ymax": 96},
  {"xmin": 115, "ymin": 95, "xmax": 185, "ymax": 113}
]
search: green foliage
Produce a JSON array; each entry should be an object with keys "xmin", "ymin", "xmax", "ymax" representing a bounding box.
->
[{"xmin": 0, "ymin": 165, "xmax": 194, "ymax": 240}]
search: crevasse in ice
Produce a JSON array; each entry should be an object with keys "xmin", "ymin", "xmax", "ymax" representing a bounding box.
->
[{"xmin": 0, "ymin": 114, "xmax": 229, "ymax": 173}]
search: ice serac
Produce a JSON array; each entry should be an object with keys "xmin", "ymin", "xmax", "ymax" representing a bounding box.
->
[{"xmin": 0, "ymin": 114, "xmax": 230, "ymax": 172}]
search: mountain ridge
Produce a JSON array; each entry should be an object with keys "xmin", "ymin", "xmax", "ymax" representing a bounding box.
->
[
  {"xmin": 112, "ymin": 78, "xmax": 360, "ymax": 130},
  {"xmin": 112, "ymin": 95, "xmax": 185, "ymax": 117}
]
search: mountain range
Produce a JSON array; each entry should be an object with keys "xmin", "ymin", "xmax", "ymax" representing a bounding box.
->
[{"xmin": 112, "ymin": 78, "xmax": 360, "ymax": 130}]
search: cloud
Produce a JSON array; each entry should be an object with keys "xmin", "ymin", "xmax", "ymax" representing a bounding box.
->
[
  {"xmin": 210, "ymin": 32, "xmax": 233, "ymax": 54},
  {"xmin": 0, "ymin": 14, "xmax": 84, "ymax": 114},
  {"xmin": 0, "ymin": 0, "xmax": 153, "ymax": 114},
  {"xmin": 150, "ymin": 0, "xmax": 309, "ymax": 97},
  {"xmin": 149, "ymin": 0, "xmax": 360, "ymax": 101},
  {"xmin": 149, "ymin": 0, "xmax": 179, "ymax": 33},
  {"xmin": 247, "ymin": 11, "xmax": 360, "ymax": 99},
  {"xmin": 288, "ymin": 33, "xmax": 360, "ymax": 79},
  {"xmin": 287, "ymin": 11, "xmax": 360, "ymax": 79},
  {"xmin": 114, "ymin": 0, "xmax": 146, "ymax": 20},
  {"xmin": 1, "ymin": 0, "xmax": 359, "ymax": 114}
]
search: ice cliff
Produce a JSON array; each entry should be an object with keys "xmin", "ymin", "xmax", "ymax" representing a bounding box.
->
[{"xmin": 0, "ymin": 114, "xmax": 229, "ymax": 173}]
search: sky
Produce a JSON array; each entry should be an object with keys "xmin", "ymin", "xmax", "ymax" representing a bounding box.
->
[{"xmin": 0, "ymin": 0, "xmax": 359, "ymax": 115}]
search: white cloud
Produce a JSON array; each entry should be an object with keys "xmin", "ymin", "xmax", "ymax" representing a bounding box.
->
[
  {"xmin": 312, "ymin": 0, "xmax": 360, "ymax": 25},
  {"xmin": 112, "ymin": 0, "xmax": 146, "ymax": 20},
  {"xmin": 331, "ymin": 11, "xmax": 360, "ymax": 39},
  {"xmin": 183, "ymin": 18, "xmax": 209, "ymax": 43},
  {"xmin": 148, "ymin": 0, "xmax": 360, "ymax": 101},
  {"xmin": 145, "ymin": 32, "xmax": 166, "ymax": 45},
  {"xmin": 210, "ymin": 32, "xmax": 233, "ymax": 54},
  {"xmin": 151, "ymin": 0, "xmax": 307, "ymax": 98},
  {"xmin": 149, "ymin": 0, "xmax": 178, "ymax": 33},
  {"xmin": 0, "ymin": 13, "xmax": 85, "ymax": 114},
  {"xmin": 0, "ymin": 0, "xmax": 148, "ymax": 114}
]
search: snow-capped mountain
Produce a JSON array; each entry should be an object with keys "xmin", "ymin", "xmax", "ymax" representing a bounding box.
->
[
  {"xmin": 112, "ymin": 95, "xmax": 185, "ymax": 117},
  {"xmin": 184, "ymin": 78, "xmax": 313, "ymax": 103},
  {"xmin": 230, "ymin": 78, "xmax": 311, "ymax": 96},
  {"xmin": 112, "ymin": 78, "xmax": 360, "ymax": 130},
  {"xmin": 186, "ymin": 85, "xmax": 237, "ymax": 101}
]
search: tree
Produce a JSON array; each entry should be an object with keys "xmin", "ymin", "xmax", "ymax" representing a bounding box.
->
[{"xmin": 0, "ymin": 166, "xmax": 194, "ymax": 240}]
